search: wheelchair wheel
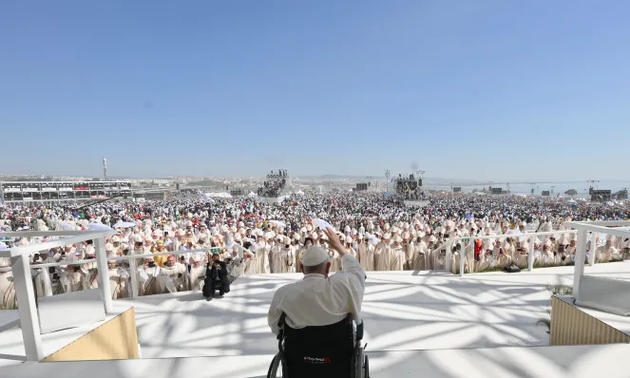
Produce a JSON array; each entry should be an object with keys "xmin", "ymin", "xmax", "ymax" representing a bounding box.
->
[
  {"xmin": 267, "ymin": 352, "xmax": 287, "ymax": 377},
  {"xmin": 354, "ymin": 347, "xmax": 364, "ymax": 378}
]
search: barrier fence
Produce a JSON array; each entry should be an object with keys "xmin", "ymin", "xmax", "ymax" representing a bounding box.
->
[
  {"xmin": 440, "ymin": 230, "xmax": 578, "ymax": 277},
  {"xmin": 1, "ymin": 241, "xmax": 247, "ymax": 298},
  {"xmin": 0, "ymin": 229, "xmax": 248, "ymax": 361}
]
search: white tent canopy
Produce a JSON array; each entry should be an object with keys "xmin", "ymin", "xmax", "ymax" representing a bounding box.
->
[
  {"xmin": 205, "ymin": 192, "xmax": 232, "ymax": 198},
  {"xmin": 247, "ymin": 192, "xmax": 257, "ymax": 197},
  {"xmin": 295, "ymin": 190, "xmax": 304, "ymax": 195}
]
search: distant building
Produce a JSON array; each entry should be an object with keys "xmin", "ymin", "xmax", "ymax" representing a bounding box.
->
[{"xmin": 0, "ymin": 180, "xmax": 132, "ymax": 203}]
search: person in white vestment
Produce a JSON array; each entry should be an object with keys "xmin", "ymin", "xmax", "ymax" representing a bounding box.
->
[
  {"xmin": 596, "ymin": 237, "xmax": 620, "ymax": 262},
  {"xmin": 283, "ymin": 238, "xmax": 296, "ymax": 273},
  {"xmin": 374, "ymin": 234, "xmax": 391, "ymax": 271},
  {"xmin": 357, "ymin": 236, "xmax": 375, "ymax": 271},
  {"xmin": 341, "ymin": 237, "xmax": 356, "ymax": 270},
  {"xmin": 268, "ymin": 228, "xmax": 366, "ymax": 335},
  {"xmin": 256, "ymin": 237, "xmax": 271, "ymax": 274},
  {"xmin": 161, "ymin": 254, "xmax": 188, "ymax": 293},
  {"xmin": 295, "ymin": 237, "xmax": 314, "ymax": 273},
  {"xmin": 242, "ymin": 249, "xmax": 256, "ymax": 275},
  {"xmin": 139, "ymin": 257, "xmax": 166, "ymax": 295},
  {"xmin": 0, "ymin": 257, "xmax": 17, "ymax": 309},
  {"xmin": 389, "ymin": 236, "xmax": 405, "ymax": 271},
  {"xmin": 410, "ymin": 236, "xmax": 427, "ymax": 271},
  {"xmin": 188, "ymin": 254, "xmax": 207, "ymax": 291},
  {"xmin": 270, "ymin": 235, "xmax": 286, "ymax": 273}
]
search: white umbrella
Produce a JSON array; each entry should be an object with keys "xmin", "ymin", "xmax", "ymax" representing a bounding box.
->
[
  {"xmin": 269, "ymin": 220, "xmax": 286, "ymax": 228},
  {"xmin": 113, "ymin": 221, "xmax": 136, "ymax": 228},
  {"xmin": 313, "ymin": 218, "xmax": 335, "ymax": 231},
  {"xmin": 59, "ymin": 222, "xmax": 74, "ymax": 231},
  {"xmin": 369, "ymin": 236, "xmax": 380, "ymax": 246},
  {"xmin": 87, "ymin": 223, "xmax": 113, "ymax": 231}
]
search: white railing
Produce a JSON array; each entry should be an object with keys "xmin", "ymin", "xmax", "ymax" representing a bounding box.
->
[
  {"xmin": 440, "ymin": 230, "xmax": 578, "ymax": 277},
  {"xmin": 565, "ymin": 220, "xmax": 630, "ymax": 299},
  {"xmin": 0, "ymin": 244, "xmax": 248, "ymax": 298},
  {"xmin": 101, "ymin": 245, "xmax": 246, "ymax": 298},
  {"xmin": 0, "ymin": 229, "xmax": 248, "ymax": 362},
  {"xmin": 0, "ymin": 230, "xmax": 115, "ymax": 361}
]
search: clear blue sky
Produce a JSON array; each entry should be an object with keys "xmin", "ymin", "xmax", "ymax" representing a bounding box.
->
[{"xmin": 1, "ymin": 0, "xmax": 629, "ymax": 180}]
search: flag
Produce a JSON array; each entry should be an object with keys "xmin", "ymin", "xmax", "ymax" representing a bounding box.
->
[{"xmin": 197, "ymin": 190, "xmax": 210, "ymax": 201}]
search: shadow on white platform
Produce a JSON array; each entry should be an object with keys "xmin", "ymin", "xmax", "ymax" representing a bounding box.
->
[
  {"xmin": 117, "ymin": 261, "xmax": 629, "ymax": 359},
  {"xmin": 1, "ymin": 344, "xmax": 629, "ymax": 378},
  {"xmin": 0, "ymin": 261, "xmax": 629, "ymax": 377}
]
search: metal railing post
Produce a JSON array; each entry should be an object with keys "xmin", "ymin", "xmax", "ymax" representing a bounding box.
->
[
  {"xmin": 573, "ymin": 228, "xmax": 588, "ymax": 299},
  {"xmin": 11, "ymin": 253, "xmax": 44, "ymax": 361},
  {"xmin": 128, "ymin": 258, "xmax": 139, "ymax": 298},
  {"xmin": 459, "ymin": 240, "xmax": 465, "ymax": 277},
  {"xmin": 94, "ymin": 237, "xmax": 113, "ymax": 313},
  {"xmin": 528, "ymin": 234, "xmax": 535, "ymax": 271},
  {"xmin": 445, "ymin": 239, "xmax": 452, "ymax": 272}
]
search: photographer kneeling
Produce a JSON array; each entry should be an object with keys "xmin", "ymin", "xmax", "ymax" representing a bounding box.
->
[{"xmin": 202, "ymin": 253, "xmax": 231, "ymax": 300}]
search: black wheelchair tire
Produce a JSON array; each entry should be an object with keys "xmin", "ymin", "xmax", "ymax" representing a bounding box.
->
[
  {"xmin": 355, "ymin": 347, "xmax": 364, "ymax": 378},
  {"xmin": 267, "ymin": 353, "xmax": 286, "ymax": 377},
  {"xmin": 364, "ymin": 355, "xmax": 370, "ymax": 378}
]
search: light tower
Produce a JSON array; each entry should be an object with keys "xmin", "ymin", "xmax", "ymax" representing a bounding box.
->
[
  {"xmin": 586, "ymin": 179, "xmax": 599, "ymax": 195},
  {"xmin": 102, "ymin": 158, "xmax": 108, "ymax": 180}
]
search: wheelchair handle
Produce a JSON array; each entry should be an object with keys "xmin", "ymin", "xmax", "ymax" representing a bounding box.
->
[{"xmin": 356, "ymin": 321, "xmax": 364, "ymax": 341}]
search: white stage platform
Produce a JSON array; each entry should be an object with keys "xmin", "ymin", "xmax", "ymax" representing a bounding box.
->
[
  {"xmin": 2, "ymin": 344, "xmax": 629, "ymax": 378},
  {"xmin": 0, "ymin": 308, "xmax": 128, "ymax": 368},
  {"xmin": 122, "ymin": 261, "xmax": 630, "ymax": 359},
  {"xmin": 0, "ymin": 261, "xmax": 629, "ymax": 377}
]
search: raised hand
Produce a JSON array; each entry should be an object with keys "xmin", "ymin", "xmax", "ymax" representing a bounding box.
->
[{"xmin": 322, "ymin": 227, "xmax": 347, "ymax": 256}]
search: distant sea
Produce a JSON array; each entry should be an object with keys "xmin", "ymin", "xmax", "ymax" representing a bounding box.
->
[{"xmin": 425, "ymin": 180, "xmax": 630, "ymax": 196}]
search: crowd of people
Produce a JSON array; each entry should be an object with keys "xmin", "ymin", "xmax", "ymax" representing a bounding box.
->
[{"xmin": 0, "ymin": 192, "xmax": 629, "ymax": 308}]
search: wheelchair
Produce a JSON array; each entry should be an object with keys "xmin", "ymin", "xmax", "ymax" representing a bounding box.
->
[{"xmin": 267, "ymin": 313, "xmax": 369, "ymax": 378}]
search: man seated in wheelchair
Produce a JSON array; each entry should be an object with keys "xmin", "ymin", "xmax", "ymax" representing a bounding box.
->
[{"xmin": 267, "ymin": 228, "xmax": 367, "ymax": 377}]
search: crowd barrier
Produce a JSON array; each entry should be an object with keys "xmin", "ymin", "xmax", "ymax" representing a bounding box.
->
[
  {"xmin": 0, "ymin": 229, "xmax": 250, "ymax": 361},
  {"xmin": 440, "ymin": 230, "xmax": 578, "ymax": 277},
  {"xmin": 1, "ymin": 241, "xmax": 247, "ymax": 299}
]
